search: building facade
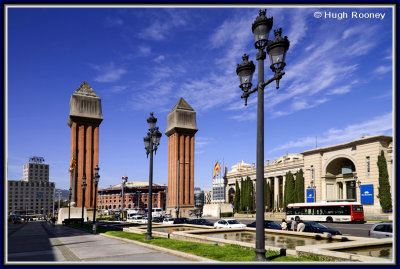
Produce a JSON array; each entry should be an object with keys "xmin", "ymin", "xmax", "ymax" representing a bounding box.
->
[
  {"xmin": 194, "ymin": 187, "xmax": 204, "ymax": 207},
  {"xmin": 97, "ymin": 181, "xmax": 166, "ymax": 212},
  {"xmin": 225, "ymin": 135, "xmax": 393, "ymax": 215},
  {"xmin": 8, "ymin": 157, "xmax": 55, "ymax": 215}
]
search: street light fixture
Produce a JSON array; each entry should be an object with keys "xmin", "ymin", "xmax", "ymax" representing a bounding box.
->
[
  {"xmin": 81, "ymin": 174, "xmax": 87, "ymax": 226},
  {"xmin": 92, "ymin": 165, "xmax": 100, "ymax": 234},
  {"xmin": 143, "ymin": 112, "xmax": 162, "ymax": 240},
  {"xmin": 236, "ymin": 9, "xmax": 290, "ymax": 261}
]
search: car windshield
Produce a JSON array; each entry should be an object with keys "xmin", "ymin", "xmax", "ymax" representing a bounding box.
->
[
  {"xmin": 227, "ymin": 220, "xmax": 240, "ymax": 224},
  {"xmin": 310, "ymin": 222, "xmax": 327, "ymax": 229}
]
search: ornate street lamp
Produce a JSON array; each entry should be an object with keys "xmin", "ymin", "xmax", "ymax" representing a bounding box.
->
[
  {"xmin": 121, "ymin": 175, "xmax": 128, "ymax": 219},
  {"xmin": 92, "ymin": 165, "xmax": 100, "ymax": 234},
  {"xmin": 236, "ymin": 9, "xmax": 290, "ymax": 261},
  {"xmin": 143, "ymin": 112, "xmax": 162, "ymax": 240},
  {"xmin": 81, "ymin": 174, "xmax": 87, "ymax": 226}
]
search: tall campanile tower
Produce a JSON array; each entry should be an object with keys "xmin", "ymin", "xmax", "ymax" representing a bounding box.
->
[
  {"xmin": 67, "ymin": 81, "xmax": 103, "ymax": 209},
  {"xmin": 166, "ymin": 98, "xmax": 198, "ymax": 217}
]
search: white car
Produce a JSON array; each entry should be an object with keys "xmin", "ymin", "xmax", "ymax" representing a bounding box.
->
[
  {"xmin": 163, "ymin": 217, "xmax": 175, "ymax": 224},
  {"xmin": 127, "ymin": 215, "xmax": 147, "ymax": 224},
  {"xmin": 214, "ymin": 219, "xmax": 246, "ymax": 229}
]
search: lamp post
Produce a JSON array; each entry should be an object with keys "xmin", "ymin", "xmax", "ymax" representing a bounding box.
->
[
  {"xmin": 92, "ymin": 165, "xmax": 100, "ymax": 233},
  {"xmin": 81, "ymin": 174, "xmax": 87, "ymax": 226},
  {"xmin": 143, "ymin": 112, "xmax": 162, "ymax": 240},
  {"xmin": 68, "ymin": 187, "xmax": 72, "ymax": 220},
  {"xmin": 177, "ymin": 161, "xmax": 190, "ymax": 219},
  {"xmin": 235, "ymin": 9, "xmax": 289, "ymax": 261},
  {"xmin": 121, "ymin": 175, "xmax": 128, "ymax": 220}
]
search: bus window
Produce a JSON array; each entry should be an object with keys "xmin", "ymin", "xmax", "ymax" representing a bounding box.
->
[{"xmin": 352, "ymin": 205, "xmax": 363, "ymax": 212}]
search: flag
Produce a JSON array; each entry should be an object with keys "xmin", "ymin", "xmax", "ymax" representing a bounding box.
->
[
  {"xmin": 213, "ymin": 162, "xmax": 221, "ymax": 179},
  {"xmin": 69, "ymin": 156, "xmax": 76, "ymax": 173}
]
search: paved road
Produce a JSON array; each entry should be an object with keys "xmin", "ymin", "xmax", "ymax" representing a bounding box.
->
[
  {"xmin": 204, "ymin": 217, "xmax": 373, "ymax": 237},
  {"xmin": 7, "ymin": 221, "xmax": 192, "ymax": 263}
]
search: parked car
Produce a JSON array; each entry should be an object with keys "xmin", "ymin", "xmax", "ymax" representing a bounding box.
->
[
  {"xmin": 187, "ymin": 218, "xmax": 214, "ymax": 226},
  {"xmin": 163, "ymin": 218, "xmax": 175, "ymax": 224},
  {"xmin": 127, "ymin": 215, "xmax": 147, "ymax": 224},
  {"xmin": 287, "ymin": 221, "xmax": 341, "ymax": 235},
  {"xmin": 11, "ymin": 215, "xmax": 22, "ymax": 224},
  {"xmin": 369, "ymin": 222, "xmax": 392, "ymax": 238},
  {"xmin": 247, "ymin": 220, "xmax": 281, "ymax": 230},
  {"xmin": 152, "ymin": 217, "xmax": 164, "ymax": 223},
  {"xmin": 173, "ymin": 218, "xmax": 189, "ymax": 224},
  {"xmin": 214, "ymin": 219, "xmax": 246, "ymax": 229}
]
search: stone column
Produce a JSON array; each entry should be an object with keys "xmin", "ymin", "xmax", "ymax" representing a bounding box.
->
[
  {"xmin": 77, "ymin": 124, "xmax": 85, "ymax": 207},
  {"xmin": 70, "ymin": 122, "xmax": 77, "ymax": 202},
  {"xmin": 274, "ymin": 177, "xmax": 279, "ymax": 211},
  {"xmin": 282, "ymin": 175, "xmax": 286, "ymax": 206},
  {"xmin": 190, "ymin": 136, "xmax": 195, "ymax": 205},
  {"xmin": 179, "ymin": 134, "xmax": 185, "ymax": 206},
  {"xmin": 184, "ymin": 135, "xmax": 190, "ymax": 205},
  {"xmin": 85, "ymin": 125, "xmax": 93, "ymax": 208}
]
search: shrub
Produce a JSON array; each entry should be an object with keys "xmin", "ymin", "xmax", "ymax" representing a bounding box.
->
[{"xmin": 220, "ymin": 212, "xmax": 233, "ymax": 217}]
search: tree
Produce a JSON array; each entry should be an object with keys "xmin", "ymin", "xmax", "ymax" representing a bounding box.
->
[
  {"xmin": 248, "ymin": 177, "xmax": 254, "ymax": 211},
  {"xmin": 377, "ymin": 150, "xmax": 392, "ymax": 212},
  {"xmin": 264, "ymin": 179, "xmax": 271, "ymax": 211},
  {"xmin": 284, "ymin": 171, "xmax": 295, "ymax": 209},
  {"xmin": 240, "ymin": 178, "xmax": 244, "ymax": 211},
  {"xmin": 234, "ymin": 180, "xmax": 240, "ymax": 213},
  {"xmin": 294, "ymin": 169, "xmax": 305, "ymax": 203}
]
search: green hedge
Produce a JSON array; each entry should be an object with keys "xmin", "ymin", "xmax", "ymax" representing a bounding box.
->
[
  {"xmin": 97, "ymin": 217, "xmax": 116, "ymax": 221},
  {"xmin": 238, "ymin": 210, "xmax": 256, "ymax": 214},
  {"xmin": 220, "ymin": 212, "xmax": 233, "ymax": 217}
]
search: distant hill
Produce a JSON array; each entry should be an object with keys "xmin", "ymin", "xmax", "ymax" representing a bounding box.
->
[{"xmin": 54, "ymin": 189, "xmax": 70, "ymax": 200}]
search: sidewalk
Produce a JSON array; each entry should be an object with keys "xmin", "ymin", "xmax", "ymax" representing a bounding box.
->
[{"xmin": 6, "ymin": 221, "xmax": 200, "ymax": 263}]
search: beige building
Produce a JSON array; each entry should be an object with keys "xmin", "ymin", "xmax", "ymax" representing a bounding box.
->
[
  {"xmin": 8, "ymin": 157, "xmax": 55, "ymax": 215},
  {"xmin": 225, "ymin": 135, "xmax": 393, "ymax": 215}
]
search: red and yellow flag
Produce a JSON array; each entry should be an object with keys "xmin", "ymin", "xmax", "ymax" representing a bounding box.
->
[
  {"xmin": 213, "ymin": 162, "xmax": 221, "ymax": 179},
  {"xmin": 69, "ymin": 157, "xmax": 76, "ymax": 173}
]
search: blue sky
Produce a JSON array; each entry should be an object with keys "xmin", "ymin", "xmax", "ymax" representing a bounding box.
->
[{"xmin": 7, "ymin": 5, "xmax": 393, "ymax": 191}]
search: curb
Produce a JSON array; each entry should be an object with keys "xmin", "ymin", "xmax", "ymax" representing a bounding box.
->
[{"xmin": 100, "ymin": 233, "xmax": 216, "ymax": 262}]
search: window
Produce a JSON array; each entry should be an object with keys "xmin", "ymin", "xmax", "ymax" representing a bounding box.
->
[
  {"xmin": 366, "ymin": 156, "xmax": 370, "ymax": 176},
  {"xmin": 373, "ymin": 224, "xmax": 386, "ymax": 232}
]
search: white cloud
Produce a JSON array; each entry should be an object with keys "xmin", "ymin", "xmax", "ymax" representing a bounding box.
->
[
  {"xmin": 92, "ymin": 62, "xmax": 127, "ymax": 83},
  {"xmin": 154, "ymin": 55, "xmax": 165, "ymax": 63},
  {"xmin": 268, "ymin": 112, "xmax": 393, "ymax": 153},
  {"xmin": 110, "ymin": 85, "xmax": 128, "ymax": 93},
  {"xmin": 286, "ymin": 9, "xmax": 309, "ymax": 49},
  {"xmin": 137, "ymin": 9, "xmax": 188, "ymax": 41},
  {"xmin": 373, "ymin": 65, "xmax": 392, "ymax": 75},
  {"xmin": 327, "ymin": 85, "xmax": 351, "ymax": 95},
  {"xmin": 138, "ymin": 45, "xmax": 151, "ymax": 56},
  {"xmin": 105, "ymin": 16, "xmax": 123, "ymax": 27}
]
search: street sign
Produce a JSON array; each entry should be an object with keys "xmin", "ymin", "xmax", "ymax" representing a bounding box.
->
[
  {"xmin": 306, "ymin": 189, "xmax": 315, "ymax": 203},
  {"xmin": 360, "ymin": 184, "xmax": 374, "ymax": 204}
]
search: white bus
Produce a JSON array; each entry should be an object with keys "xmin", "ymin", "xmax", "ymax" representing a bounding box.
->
[
  {"xmin": 152, "ymin": 208, "xmax": 163, "ymax": 217},
  {"xmin": 285, "ymin": 200, "xmax": 364, "ymax": 223}
]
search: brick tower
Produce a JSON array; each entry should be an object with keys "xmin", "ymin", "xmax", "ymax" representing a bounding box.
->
[
  {"xmin": 165, "ymin": 98, "xmax": 198, "ymax": 217},
  {"xmin": 67, "ymin": 81, "xmax": 103, "ymax": 209}
]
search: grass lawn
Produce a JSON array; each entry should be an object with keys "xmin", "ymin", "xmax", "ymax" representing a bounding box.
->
[{"xmin": 68, "ymin": 223, "xmax": 335, "ymax": 262}]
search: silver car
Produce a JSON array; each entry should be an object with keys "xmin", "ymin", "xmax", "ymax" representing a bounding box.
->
[{"xmin": 369, "ymin": 222, "xmax": 392, "ymax": 238}]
